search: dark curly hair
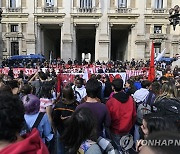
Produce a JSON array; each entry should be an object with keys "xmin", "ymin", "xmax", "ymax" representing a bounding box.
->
[{"xmin": 0, "ymin": 94, "xmax": 25, "ymax": 142}]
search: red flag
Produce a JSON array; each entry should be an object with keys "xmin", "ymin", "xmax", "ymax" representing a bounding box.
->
[
  {"xmin": 57, "ymin": 73, "xmax": 62, "ymax": 93},
  {"xmin": 148, "ymin": 42, "xmax": 155, "ymax": 81}
]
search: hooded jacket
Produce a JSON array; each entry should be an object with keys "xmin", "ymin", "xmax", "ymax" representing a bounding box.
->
[
  {"xmin": 133, "ymin": 88, "xmax": 149, "ymax": 103},
  {"xmin": 106, "ymin": 91, "xmax": 136, "ymax": 135},
  {"xmin": 0, "ymin": 129, "xmax": 49, "ymax": 154}
]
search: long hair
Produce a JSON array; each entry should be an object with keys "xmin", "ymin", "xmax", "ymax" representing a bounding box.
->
[
  {"xmin": 39, "ymin": 81, "xmax": 53, "ymax": 99},
  {"xmin": 61, "ymin": 108, "xmax": 97, "ymax": 154},
  {"xmin": 155, "ymin": 82, "xmax": 178, "ymax": 102}
]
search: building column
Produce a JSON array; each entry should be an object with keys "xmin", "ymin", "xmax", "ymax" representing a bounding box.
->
[
  {"xmin": 26, "ymin": 0, "xmax": 35, "ymax": 55},
  {"xmin": 136, "ymin": 0, "xmax": 145, "ymax": 35},
  {"xmin": 72, "ymin": 24, "xmax": 77, "ymax": 60},
  {"xmin": 41, "ymin": 27, "xmax": 45, "ymax": 55},
  {"xmin": 127, "ymin": 26, "xmax": 133, "ymax": 61},
  {"xmin": 95, "ymin": 24, "xmax": 100, "ymax": 61},
  {"xmin": 18, "ymin": 23, "xmax": 22, "ymax": 55},
  {"xmin": 61, "ymin": 0, "xmax": 73, "ymax": 62},
  {"xmin": 96, "ymin": 0, "xmax": 110, "ymax": 62},
  {"xmin": 36, "ymin": 24, "xmax": 41, "ymax": 54},
  {"xmin": 135, "ymin": 41, "xmax": 146, "ymax": 60},
  {"xmin": 130, "ymin": 24, "xmax": 136, "ymax": 59},
  {"xmin": 172, "ymin": 42, "xmax": 179, "ymax": 57},
  {"xmin": 7, "ymin": 38, "xmax": 10, "ymax": 56},
  {"xmin": 150, "ymin": 24, "xmax": 154, "ymax": 34}
]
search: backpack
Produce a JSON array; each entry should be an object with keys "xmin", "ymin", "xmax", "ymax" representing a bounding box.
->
[
  {"xmin": 97, "ymin": 137, "xmax": 118, "ymax": 154},
  {"xmin": 33, "ymin": 112, "xmax": 55, "ymax": 154},
  {"xmin": 136, "ymin": 92, "xmax": 153, "ymax": 125}
]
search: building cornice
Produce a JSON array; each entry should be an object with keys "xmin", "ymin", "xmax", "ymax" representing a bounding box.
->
[
  {"xmin": 2, "ymin": 13, "xmax": 29, "ymax": 17},
  {"xmin": 149, "ymin": 34, "xmax": 168, "ymax": 40},
  {"xmin": 107, "ymin": 13, "xmax": 140, "ymax": 18},
  {"xmin": 71, "ymin": 13, "xmax": 102, "ymax": 17},
  {"xmin": 144, "ymin": 14, "xmax": 169, "ymax": 19},
  {"xmin": 34, "ymin": 13, "xmax": 66, "ymax": 17},
  {"xmin": 135, "ymin": 40, "xmax": 146, "ymax": 45}
]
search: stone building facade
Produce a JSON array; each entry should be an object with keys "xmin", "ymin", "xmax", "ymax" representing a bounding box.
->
[{"xmin": 0, "ymin": 0, "xmax": 180, "ymax": 62}]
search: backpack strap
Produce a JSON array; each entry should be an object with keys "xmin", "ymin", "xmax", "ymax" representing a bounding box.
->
[
  {"xmin": 73, "ymin": 86, "xmax": 82, "ymax": 100},
  {"xmin": 32, "ymin": 112, "xmax": 45, "ymax": 128},
  {"xmin": 54, "ymin": 108, "xmax": 74, "ymax": 112}
]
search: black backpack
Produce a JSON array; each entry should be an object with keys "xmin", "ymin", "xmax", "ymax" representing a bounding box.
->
[
  {"xmin": 154, "ymin": 98, "xmax": 180, "ymax": 115},
  {"xmin": 153, "ymin": 98, "xmax": 180, "ymax": 128}
]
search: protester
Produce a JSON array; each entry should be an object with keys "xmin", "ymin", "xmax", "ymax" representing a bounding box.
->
[
  {"xmin": 106, "ymin": 78, "xmax": 136, "ymax": 153},
  {"xmin": 124, "ymin": 79, "xmax": 136, "ymax": 96},
  {"xmin": 22, "ymin": 94, "xmax": 53, "ymax": 143},
  {"xmin": 61, "ymin": 108, "xmax": 102, "ymax": 154},
  {"xmin": 154, "ymin": 82, "xmax": 178, "ymax": 103},
  {"xmin": 76, "ymin": 78, "xmax": 111, "ymax": 137},
  {"xmin": 0, "ymin": 94, "xmax": 49, "ymax": 154},
  {"xmin": 133, "ymin": 80, "xmax": 152, "ymax": 143},
  {"xmin": 139, "ymin": 131, "xmax": 180, "ymax": 154},
  {"xmin": 0, "ymin": 56, "xmax": 179, "ymax": 154},
  {"xmin": 53, "ymin": 85, "xmax": 79, "ymax": 134},
  {"xmin": 103, "ymin": 75, "xmax": 112, "ymax": 101},
  {"xmin": 72, "ymin": 77, "xmax": 87, "ymax": 103}
]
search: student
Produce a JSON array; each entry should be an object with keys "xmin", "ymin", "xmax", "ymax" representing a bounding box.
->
[
  {"xmin": 139, "ymin": 131, "xmax": 180, "ymax": 154},
  {"xmin": 76, "ymin": 78, "xmax": 111, "ymax": 137},
  {"xmin": 137, "ymin": 113, "xmax": 178, "ymax": 152},
  {"xmin": 61, "ymin": 108, "xmax": 102, "ymax": 154},
  {"xmin": 0, "ymin": 94, "xmax": 49, "ymax": 154},
  {"xmin": 22, "ymin": 94, "xmax": 53, "ymax": 143}
]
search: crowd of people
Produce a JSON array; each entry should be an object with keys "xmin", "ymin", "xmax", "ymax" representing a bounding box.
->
[
  {"xmin": 0, "ymin": 58, "xmax": 180, "ymax": 154},
  {"xmin": 2, "ymin": 57, "xmax": 179, "ymax": 74}
]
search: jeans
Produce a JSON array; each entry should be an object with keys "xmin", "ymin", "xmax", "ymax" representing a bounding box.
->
[
  {"xmin": 134, "ymin": 124, "xmax": 140, "ymax": 144},
  {"xmin": 56, "ymin": 132, "xmax": 65, "ymax": 154}
]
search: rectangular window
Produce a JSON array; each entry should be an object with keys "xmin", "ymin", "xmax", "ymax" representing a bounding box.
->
[
  {"xmin": 154, "ymin": 43, "xmax": 161, "ymax": 58},
  {"xmin": 155, "ymin": 0, "xmax": 163, "ymax": 9},
  {"xmin": 154, "ymin": 26, "xmax": 162, "ymax": 34},
  {"xmin": 10, "ymin": 0, "xmax": 16, "ymax": 8},
  {"xmin": 11, "ymin": 25, "xmax": 18, "ymax": 32},
  {"xmin": 118, "ymin": 0, "xmax": 127, "ymax": 8},
  {"xmin": 11, "ymin": 42, "xmax": 19, "ymax": 56},
  {"xmin": 46, "ymin": 0, "xmax": 54, "ymax": 7},
  {"xmin": 80, "ymin": 0, "xmax": 92, "ymax": 9}
]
